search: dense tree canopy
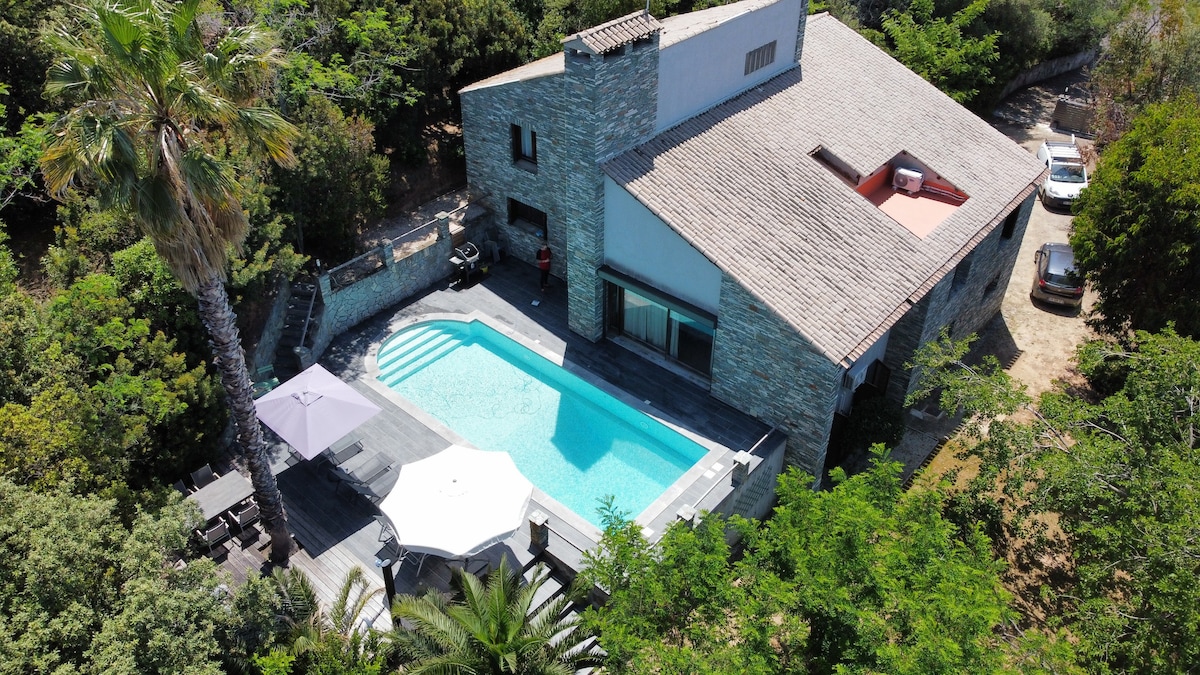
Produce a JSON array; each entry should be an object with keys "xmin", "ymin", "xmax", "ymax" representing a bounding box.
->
[
  {"xmin": 910, "ymin": 329, "xmax": 1200, "ymax": 672},
  {"xmin": 581, "ymin": 457, "xmax": 1028, "ymax": 673},
  {"xmin": 1089, "ymin": 0, "xmax": 1200, "ymax": 144},
  {"xmin": 880, "ymin": 0, "xmax": 1000, "ymax": 104},
  {"xmin": 0, "ymin": 480, "xmax": 281, "ymax": 673},
  {"xmin": 1071, "ymin": 95, "xmax": 1200, "ymax": 339}
]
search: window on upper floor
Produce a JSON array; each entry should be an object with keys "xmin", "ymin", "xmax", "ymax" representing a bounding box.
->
[
  {"xmin": 952, "ymin": 252, "xmax": 973, "ymax": 293},
  {"xmin": 1000, "ymin": 207, "xmax": 1018, "ymax": 240},
  {"xmin": 744, "ymin": 41, "xmax": 777, "ymax": 76},
  {"xmin": 508, "ymin": 198, "xmax": 547, "ymax": 237},
  {"xmin": 511, "ymin": 124, "xmax": 537, "ymax": 169}
]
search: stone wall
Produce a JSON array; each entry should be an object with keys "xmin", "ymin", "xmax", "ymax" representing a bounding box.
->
[
  {"xmin": 996, "ymin": 50, "xmax": 1097, "ymax": 102},
  {"xmin": 793, "ymin": 0, "xmax": 810, "ymax": 62},
  {"xmin": 309, "ymin": 236, "xmax": 454, "ymax": 360},
  {"xmin": 566, "ymin": 38, "xmax": 661, "ymax": 340},
  {"xmin": 710, "ymin": 278, "xmax": 841, "ymax": 480},
  {"xmin": 250, "ymin": 275, "xmax": 292, "ymax": 372},
  {"xmin": 883, "ymin": 194, "xmax": 1036, "ymax": 402},
  {"xmin": 462, "ymin": 74, "xmax": 569, "ymax": 284}
]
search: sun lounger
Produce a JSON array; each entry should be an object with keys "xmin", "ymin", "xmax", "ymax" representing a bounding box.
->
[
  {"xmin": 325, "ymin": 440, "xmax": 364, "ymax": 466},
  {"xmin": 331, "ymin": 455, "xmax": 391, "ymax": 494}
]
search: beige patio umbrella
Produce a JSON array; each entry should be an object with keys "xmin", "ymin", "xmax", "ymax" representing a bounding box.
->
[
  {"xmin": 254, "ymin": 363, "xmax": 381, "ymax": 460},
  {"xmin": 379, "ymin": 444, "xmax": 533, "ymax": 558}
]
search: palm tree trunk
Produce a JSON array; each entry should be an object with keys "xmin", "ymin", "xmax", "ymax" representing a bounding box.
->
[{"xmin": 195, "ymin": 275, "xmax": 295, "ymax": 562}]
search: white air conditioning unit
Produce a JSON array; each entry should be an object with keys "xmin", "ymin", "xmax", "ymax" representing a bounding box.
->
[{"xmin": 892, "ymin": 167, "xmax": 924, "ymax": 193}]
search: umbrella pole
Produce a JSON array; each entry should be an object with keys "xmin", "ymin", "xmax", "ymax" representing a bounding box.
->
[{"xmin": 376, "ymin": 558, "xmax": 397, "ymax": 612}]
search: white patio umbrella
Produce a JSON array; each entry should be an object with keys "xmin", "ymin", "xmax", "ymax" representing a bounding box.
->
[
  {"xmin": 379, "ymin": 445, "xmax": 534, "ymax": 558},
  {"xmin": 254, "ymin": 363, "xmax": 382, "ymax": 460}
]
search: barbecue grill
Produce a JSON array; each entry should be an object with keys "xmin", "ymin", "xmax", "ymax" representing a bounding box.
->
[{"xmin": 450, "ymin": 242, "xmax": 481, "ymax": 286}]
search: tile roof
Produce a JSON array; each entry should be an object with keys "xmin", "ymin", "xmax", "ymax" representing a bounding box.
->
[
  {"xmin": 603, "ymin": 13, "xmax": 1045, "ymax": 364},
  {"xmin": 564, "ymin": 10, "xmax": 662, "ymax": 54}
]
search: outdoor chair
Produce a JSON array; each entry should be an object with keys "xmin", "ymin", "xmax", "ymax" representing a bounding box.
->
[
  {"xmin": 172, "ymin": 480, "xmax": 190, "ymax": 496},
  {"xmin": 345, "ymin": 480, "xmax": 385, "ymax": 504},
  {"xmin": 196, "ymin": 517, "xmax": 231, "ymax": 553},
  {"xmin": 190, "ymin": 464, "xmax": 218, "ymax": 489},
  {"xmin": 227, "ymin": 501, "xmax": 260, "ymax": 531},
  {"xmin": 325, "ymin": 439, "xmax": 364, "ymax": 467},
  {"xmin": 252, "ymin": 364, "xmax": 279, "ymax": 399},
  {"xmin": 373, "ymin": 515, "xmax": 428, "ymax": 578}
]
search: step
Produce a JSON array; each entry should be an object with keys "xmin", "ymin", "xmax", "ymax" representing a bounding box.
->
[
  {"xmin": 524, "ymin": 567, "xmax": 565, "ymax": 617},
  {"xmin": 377, "ymin": 335, "xmax": 463, "ymax": 386},
  {"xmin": 375, "ymin": 328, "xmax": 457, "ymax": 372},
  {"xmin": 377, "ymin": 326, "xmax": 450, "ymax": 360}
]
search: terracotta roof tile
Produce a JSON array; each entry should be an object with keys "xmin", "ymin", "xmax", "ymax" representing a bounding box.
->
[
  {"xmin": 603, "ymin": 14, "xmax": 1045, "ymax": 362},
  {"xmin": 565, "ymin": 11, "xmax": 662, "ymax": 54}
]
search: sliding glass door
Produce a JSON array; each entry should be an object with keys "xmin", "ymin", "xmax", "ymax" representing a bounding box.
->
[{"xmin": 607, "ymin": 284, "xmax": 714, "ymax": 376}]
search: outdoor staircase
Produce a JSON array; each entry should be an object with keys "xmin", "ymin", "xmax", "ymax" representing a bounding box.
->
[{"xmin": 274, "ymin": 279, "xmax": 322, "ymax": 380}]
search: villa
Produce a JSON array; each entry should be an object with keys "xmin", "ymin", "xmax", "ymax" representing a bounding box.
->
[{"xmin": 459, "ymin": 0, "xmax": 1046, "ymax": 479}]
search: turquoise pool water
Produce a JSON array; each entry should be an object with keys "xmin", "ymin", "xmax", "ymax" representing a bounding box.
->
[{"xmin": 376, "ymin": 320, "xmax": 708, "ymax": 528}]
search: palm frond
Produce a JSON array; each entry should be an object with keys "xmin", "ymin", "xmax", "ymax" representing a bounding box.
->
[{"xmin": 39, "ymin": 0, "xmax": 296, "ymax": 294}]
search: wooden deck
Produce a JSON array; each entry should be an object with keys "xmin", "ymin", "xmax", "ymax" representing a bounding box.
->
[{"xmin": 213, "ymin": 258, "xmax": 770, "ymax": 627}]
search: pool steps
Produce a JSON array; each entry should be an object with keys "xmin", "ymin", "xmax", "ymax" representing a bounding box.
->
[{"xmin": 377, "ymin": 326, "xmax": 464, "ymax": 385}]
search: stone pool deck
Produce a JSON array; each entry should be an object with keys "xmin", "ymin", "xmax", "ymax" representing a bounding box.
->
[{"xmin": 215, "ymin": 257, "xmax": 770, "ymax": 626}]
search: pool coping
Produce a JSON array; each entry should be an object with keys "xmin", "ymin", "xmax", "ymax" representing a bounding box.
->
[{"xmin": 362, "ymin": 310, "xmax": 738, "ymax": 547}]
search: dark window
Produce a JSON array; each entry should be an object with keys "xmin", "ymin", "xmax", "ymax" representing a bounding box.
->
[
  {"xmin": 952, "ymin": 253, "xmax": 973, "ymax": 293},
  {"xmin": 605, "ymin": 282, "xmax": 714, "ymax": 376},
  {"xmin": 1001, "ymin": 208, "xmax": 1018, "ymax": 240},
  {"xmin": 511, "ymin": 124, "xmax": 537, "ymax": 165},
  {"xmin": 744, "ymin": 41, "xmax": 777, "ymax": 76},
  {"xmin": 507, "ymin": 198, "xmax": 547, "ymax": 236},
  {"xmin": 984, "ymin": 273, "xmax": 1001, "ymax": 297}
]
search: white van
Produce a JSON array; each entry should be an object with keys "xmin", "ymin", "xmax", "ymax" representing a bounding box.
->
[{"xmin": 1036, "ymin": 138, "xmax": 1088, "ymax": 209}]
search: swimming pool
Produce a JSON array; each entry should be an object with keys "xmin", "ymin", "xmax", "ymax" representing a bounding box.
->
[{"xmin": 375, "ymin": 319, "xmax": 709, "ymax": 528}]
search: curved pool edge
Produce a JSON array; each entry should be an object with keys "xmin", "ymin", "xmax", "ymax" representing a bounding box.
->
[{"xmin": 365, "ymin": 311, "xmax": 736, "ymax": 538}]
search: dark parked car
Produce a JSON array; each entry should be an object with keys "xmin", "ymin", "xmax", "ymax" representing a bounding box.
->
[{"xmin": 1031, "ymin": 242, "xmax": 1084, "ymax": 308}]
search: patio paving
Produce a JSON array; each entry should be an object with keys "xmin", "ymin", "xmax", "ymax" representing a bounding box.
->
[{"xmin": 215, "ymin": 256, "xmax": 770, "ymax": 627}]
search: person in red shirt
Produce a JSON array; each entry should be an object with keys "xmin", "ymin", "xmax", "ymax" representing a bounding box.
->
[{"xmin": 537, "ymin": 243, "xmax": 552, "ymax": 291}]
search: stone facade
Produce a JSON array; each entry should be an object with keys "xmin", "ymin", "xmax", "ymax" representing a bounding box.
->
[
  {"xmin": 461, "ymin": 37, "xmax": 660, "ymax": 341},
  {"xmin": 461, "ymin": 74, "xmax": 567, "ymax": 285},
  {"xmin": 711, "ymin": 279, "xmax": 842, "ymax": 476},
  {"xmin": 793, "ymin": 0, "xmax": 810, "ymax": 62},
  {"xmin": 882, "ymin": 193, "xmax": 1036, "ymax": 402},
  {"xmin": 564, "ymin": 39, "xmax": 660, "ymax": 339}
]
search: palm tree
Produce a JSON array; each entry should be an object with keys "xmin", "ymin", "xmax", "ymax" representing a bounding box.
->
[
  {"xmin": 392, "ymin": 557, "xmax": 603, "ymax": 674},
  {"xmin": 272, "ymin": 566, "xmax": 389, "ymax": 668},
  {"xmin": 39, "ymin": 0, "xmax": 299, "ymax": 559}
]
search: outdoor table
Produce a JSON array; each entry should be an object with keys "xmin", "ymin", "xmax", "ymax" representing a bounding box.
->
[{"xmin": 187, "ymin": 472, "xmax": 254, "ymax": 521}]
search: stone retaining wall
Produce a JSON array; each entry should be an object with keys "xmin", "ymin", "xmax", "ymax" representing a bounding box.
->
[
  {"xmin": 251, "ymin": 276, "xmax": 291, "ymax": 372},
  {"xmin": 308, "ymin": 222, "xmax": 456, "ymax": 361},
  {"xmin": 996, "ymin": 50, "xmax": 1097, "ymax": 102}
]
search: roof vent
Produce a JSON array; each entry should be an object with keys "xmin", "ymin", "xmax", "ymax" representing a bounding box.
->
[{"xmin": 892, "ymin": 167, "xmax": 924, "ymax": 194}]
